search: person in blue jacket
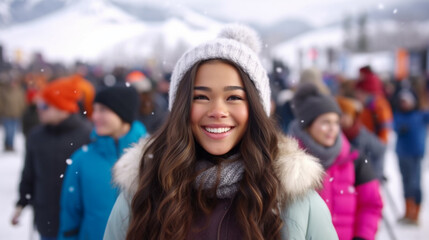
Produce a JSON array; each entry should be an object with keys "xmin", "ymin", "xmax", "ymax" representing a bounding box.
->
[
  {"xmin": 394, "ymin": 88, "xmax": 429, "ymax": 225},
  {"xmin": 58, "ymin": 85, "xmax": 147, "ymax": 240}
]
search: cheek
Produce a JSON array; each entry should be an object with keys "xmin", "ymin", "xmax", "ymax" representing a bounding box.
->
[
  {"xmin": 332, "ymin": 125, "xmax": 340, "ymax": 137},
  {"xmin": 190, "ymin": 104, "xmax": 207, "ymax": 125},
  {"xmin": 233, "ymin": 105, "xmax": 249, "ymax": 124},
  {"xmin": 319, "ymin": 124, "xmax": 329, "ymax": 133},
  {"xmin": 190, "ymin": 106, "xmax": 200, "ymax": 126},
  {"xmin": 92, "ymin": 113, "xmax": 105, "ymax": 127}
]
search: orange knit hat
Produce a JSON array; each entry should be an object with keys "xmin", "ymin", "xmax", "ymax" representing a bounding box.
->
[
  {"xmin": 126, "ymin": 70, "xmax": 152, "ymax": 93},
  {"xmin": 42, "ymin": 76, "xmax": 82, "ymax": 113},
  {"xmin": 72, "ymin": 74, "xmax": 95, "ymax": 117},
  {"xmin": 336, "ymin": 96, "xmax": 362, "ymax": 118}
]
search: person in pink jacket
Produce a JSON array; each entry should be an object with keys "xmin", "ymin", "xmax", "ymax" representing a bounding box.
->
[{"xmin": 288, "ymin": 83, "xmax": 383, "ymax": 240}]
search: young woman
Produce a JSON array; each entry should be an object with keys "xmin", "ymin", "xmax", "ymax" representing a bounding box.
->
[
  {"xmin": 289, "ymin": 83, "xmax": 383, "ymax": 240},
  {"xmin": 58, "ymin": 86, "xmax": 147, "ymax": 240},
  {"xmin": 104, "ymin": 25, "xmax": 338, "ymax": 240}
]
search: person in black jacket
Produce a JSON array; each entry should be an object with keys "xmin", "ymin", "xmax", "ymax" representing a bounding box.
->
[{"xmin": 11, "ymin": 77, "xmax": 92, "ymax": 240}]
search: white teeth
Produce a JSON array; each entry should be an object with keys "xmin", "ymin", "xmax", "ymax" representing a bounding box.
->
[{"xmin": 205, "ymin": 127, "xmax": 231, "ymax": 133}]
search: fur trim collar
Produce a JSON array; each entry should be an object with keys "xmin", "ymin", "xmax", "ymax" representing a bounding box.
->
[{"xmin": 113, "ymin": 136, "xmax": 323, "ymax": 202}]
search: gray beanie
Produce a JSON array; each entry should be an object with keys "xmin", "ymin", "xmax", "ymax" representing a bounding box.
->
[
  {"xmin": 168, "ymin": 24, "xmax": 271, "ymax": 116},
  {"xmin": 292, "ymin": 83, "xmax": 341, "ymax": 128}
]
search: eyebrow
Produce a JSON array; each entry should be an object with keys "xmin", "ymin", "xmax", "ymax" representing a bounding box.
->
[{"xmin": 193, "ymin": 86, "xmax": 245, "ymax": 91}]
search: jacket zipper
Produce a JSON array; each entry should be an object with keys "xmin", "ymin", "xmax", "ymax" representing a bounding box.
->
[
  {"xmin": 115, "ymin": 140, "xmax": 120, "ymax": 159},
  {"xmin": 217, "ymin": 199, "xmax": 232, "ymax": 240}
]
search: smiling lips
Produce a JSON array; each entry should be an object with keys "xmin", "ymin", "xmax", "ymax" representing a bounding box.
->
[
  {"xmin": 205, "ymin": 127, "xmax": 231, "ymax": 133},
  {"xmin": 202, "ymin": 126, "xmax": 233, "ymax": 139}
]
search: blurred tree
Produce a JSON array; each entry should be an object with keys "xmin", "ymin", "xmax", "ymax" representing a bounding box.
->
[
  {"xmin": 357, "ymin": 12, "xmax": 368, "ymax": 52},
  {"xmin": 342, "ymin": 14, "xmax": 352, "ymax": 50}
]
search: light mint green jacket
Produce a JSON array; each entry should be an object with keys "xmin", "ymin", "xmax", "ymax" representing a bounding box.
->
[{"xmin": 104, "ymin": 137, "xmax": 339, "ymax": 240}]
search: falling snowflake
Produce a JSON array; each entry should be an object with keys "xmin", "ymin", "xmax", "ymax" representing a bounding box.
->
[
  {"xmin": 83, "ymin": 111, "xmax": 87, "ymax": 115},
  {"xmin": 104, "ymin": 74, "xmax": 116, "ymax": 87},
  {"xmin": 41, "ymin": 69, "xmax": 44, "ymax": 72},
  {"xmin": 25, "ymin": 194, "xmax": 31, "ymax": 200},
  {"xmin": 125, "ymin": 82, "xmax": 131, "ymax": 87},
  {"xmin": 378, "ymin": 3, "xmax": 384, "ymax": 9},
  {"xmin": 340, "ymin": 190, "xmax": 344, "ymax": 194},
  {"xmin": 276, "ymin": 67, "xmax": 283, "ymax": 73},
  {"xmin": 329, "ymin": 177, "xmax": 334, "ymax": 182},
  {"xmin": 82, "ymin": 145, "xmax": 89, "ymax": 152},
  {"xmin": 66, "ymin": 159, "xmax": 73, "ymax": 165},
  {"xmin": 70, "ymin": 142, "xmax": 74, "ymax": 146},
  {"xmin": 60, "ymin": 174, "xmax": 64, "ymax": 178},
  {"xmin": 69, "ymin": 186, "xmax": 75, "ymax": 192},
  {"xmin": 151, "ymin": 112, "xmax": 155, "ymax": 115},
  {"xmin": 393, "ymin": 9, "xmax": 398, "ymax": 14}
]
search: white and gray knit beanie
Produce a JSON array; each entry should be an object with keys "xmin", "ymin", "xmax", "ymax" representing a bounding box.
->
[{"xmin": 168, "ymin": 24, "xmax": 271, "ymax": 116}]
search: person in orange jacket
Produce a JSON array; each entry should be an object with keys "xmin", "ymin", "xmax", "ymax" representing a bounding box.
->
[
  {"xmin": 354, "ymin": 66, "xmax": 393, "ymax": 144},
  {"xmin": 354, "ymin": 66, "xmax": 393, "ymax": 181}
]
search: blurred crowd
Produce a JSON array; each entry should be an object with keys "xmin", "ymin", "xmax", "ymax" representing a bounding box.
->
[{"xmin": 1, "ymin": 44, "xmax": 429, "ymax": 239}]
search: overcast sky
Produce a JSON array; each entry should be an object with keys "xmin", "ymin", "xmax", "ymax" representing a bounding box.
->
[{"xmin": 120, "ymin": 0, "xmax": 409, "ymax": 26}]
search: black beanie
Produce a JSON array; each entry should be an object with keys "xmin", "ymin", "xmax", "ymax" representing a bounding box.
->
[
  {"xmin": 292, "ymin": 83, "xmax": 341, "ymax": 128},
  {"xmin": 94, "ymin": 86, "xmax": 139, "ymax": 124}
]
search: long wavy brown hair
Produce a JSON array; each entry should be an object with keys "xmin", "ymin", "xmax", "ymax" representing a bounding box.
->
[{"xmin": 126, "ymin": 59, "xmax": 283, "ymax": 240}]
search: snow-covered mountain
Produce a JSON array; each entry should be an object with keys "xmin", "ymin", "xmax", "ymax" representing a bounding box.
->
[
  {"xmin": 0, "ymin": 0, "xmax": 221, "ymax": 66},
  {"xmin": 0, "ymin": 0, "xmax": 69, "ymax": 26},
  {"xmin": 0, "ymin": 0, "xmax": 427, "ymax": 68}
]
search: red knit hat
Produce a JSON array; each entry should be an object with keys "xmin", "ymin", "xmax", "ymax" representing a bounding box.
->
[
  {"xmin": 41, "ymin": 76, "xmax": 82, "ymax": 113},
  {"xmin": 356, "ymin": 66, "xmax": 383, "ymax": 95},
  {"xmin": 356, "ymin": 70, "xmax": 384, "ymax": 95}
]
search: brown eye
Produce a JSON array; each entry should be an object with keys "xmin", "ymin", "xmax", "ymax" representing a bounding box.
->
[
  {"xmin": 227, "ymin": 95, "xmax": 243, "ymax": 101},
  {"xmin": 193, "ymin": 95, "xmax": 209, "ymax": 100}
]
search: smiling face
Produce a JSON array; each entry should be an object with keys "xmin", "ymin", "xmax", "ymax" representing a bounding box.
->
[
  {"xmin": 191, "ymin": 61, "xmax": 249, "ymax": 156},
  {"xmin": 92, "ymin": 103, "xmax": 130, "ymax": 139},
  {"xmin": 307, "ymin": 112, "xmax": 340, "ymax": 147},
  {"xmin": 36, "ymin": 99, "xmax": 69, "ymax": 125}
]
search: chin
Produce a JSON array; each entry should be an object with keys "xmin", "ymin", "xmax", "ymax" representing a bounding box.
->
[
  {"xmin": 204, "ymin": 146, "xmax": 232, "ymax": 156},
  {"xmin": 95, "ymin": 129, "xmax": 108, "ymax": 136},
  {"xmin": 324, "ymin": 140, "xmax": 336, "ymax": 147}
]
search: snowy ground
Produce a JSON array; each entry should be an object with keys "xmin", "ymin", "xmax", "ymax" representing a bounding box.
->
[{"xmin": 0, "ymin": 127, "xmax": 428, "ymax": 240}]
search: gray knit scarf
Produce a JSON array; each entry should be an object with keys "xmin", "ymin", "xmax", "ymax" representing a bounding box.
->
[
  {"xmin": 289, "ymin": 120, "xmax": 342, "ymax": 169},
  {"xmin": 194, "ymin": 159, "xmax": 244, "ymax": 199}
]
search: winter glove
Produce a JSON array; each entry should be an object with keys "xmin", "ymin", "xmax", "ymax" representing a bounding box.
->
[{"xmin": 11, "ymin": 205, "xmax": 23, "ymax": 225}]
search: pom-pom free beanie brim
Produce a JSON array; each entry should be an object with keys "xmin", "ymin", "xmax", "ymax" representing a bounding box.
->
[
  {"xmin": 94, "ymin": 86, "xmax": 139, "ymax": 124},
  {"xmin": 168, "ymin": 24, "xmax": 271, "ymax": 116},
  {"xmin": 292, "ymin": 83, "xmax": 342, "ymax": 128}
]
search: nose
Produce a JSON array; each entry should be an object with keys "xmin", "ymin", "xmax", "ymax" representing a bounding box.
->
[
  {"xmin": 328, "ymin": 122, "xmax": 340, "ymax": 135},
  {"xmin": 208, "ymin": 100, "xmax": 228, "ymax": 119}
]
